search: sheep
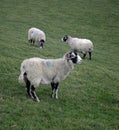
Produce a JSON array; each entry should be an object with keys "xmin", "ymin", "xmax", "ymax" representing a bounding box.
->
[
  {"xmin": 62, "ymin": 35, "xmax": 93, "ymax": 60},
  {"xmin": 18, "ymin": 51, "xmax": 82, "ymax": 102},
  {"xmin": 28, "ymin": 27, "xmax": 46, "ymax": 48}
]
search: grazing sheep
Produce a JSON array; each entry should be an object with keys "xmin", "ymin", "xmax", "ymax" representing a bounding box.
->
[
  {"xmin": 28, "ymin": 27, "xmax": 46, "ymax": 48},
  {"xmin": 18, "ymin": 51, "xmax": 82, "ymax": 102},
  {"xmin": 62, "ymin": 35, "xmax": 93, "ymax": 60}
]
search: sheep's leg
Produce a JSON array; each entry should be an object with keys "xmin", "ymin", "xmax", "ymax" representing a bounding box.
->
[
  {"xmin": 51, "ymin": 82, "xmax": 59, "ymax": 99},
  {"xmin": 32, "ymin": 40, "xmax": 35, "ymax": 46},
  {"xmin": 51, "ymin": 82, "xmax": 55, "ymax": 98},
  {"xmin": 25, "ymin": 79, "xmax": 31, "ymax": 97},
  {"xmin": 89, "ymin": 52, "xmax": 92, "ymax": 60},
  {"xmin": 83, "ymin": 53, "xmax": 87, "ymax": 59},
  {"xmin": 28, "ymin": 39, "xmax": 33, "ymax": 46},
  {"xmin": 24, "ymin": 72, "xmax": 32, "ymax": 97},
  {"xmin": 28, "ymin": 39, "xmax": 32, "ymax": 43},
  {"xmin": 54, "ymin": 83, "xmax": 59, "ymax": 99},
  {"xmin": 31, "ymin": 85, "xmax": 40, "ymax": 102}
]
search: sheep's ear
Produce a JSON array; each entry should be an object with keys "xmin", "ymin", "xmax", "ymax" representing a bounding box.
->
[
  {"xmin": 65, "ymin": 52, "xmax": 70, "ymax": 59},
  {"xmin": 73, "ymin": 50, "xmax": 77, "ymax": 54},
  {"xmin": 65, "ymin": 35, "xmax": 68, "ymax": 37},
  {"xmin": 66, "ymin": 53, "xmax": 69, "ymax": 58},
  {"xmin": 65, "ymin": 35, "xmax": 68, "ymax": 40}
]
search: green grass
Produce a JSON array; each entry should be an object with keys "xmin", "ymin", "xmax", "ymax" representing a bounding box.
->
[{"xmin": 0, "ymin": 0, "xmax": 119, "ymax": 129}]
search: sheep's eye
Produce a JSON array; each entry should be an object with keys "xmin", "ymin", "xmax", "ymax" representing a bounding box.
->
[{"xmin": 64, "ymin": 37, "xmax": 67, "ymax": 41}]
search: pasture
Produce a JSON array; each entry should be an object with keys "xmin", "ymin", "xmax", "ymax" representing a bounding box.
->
[{"xmin": 0, "ymin": 0, "xmax": 119, "ymax": 129}]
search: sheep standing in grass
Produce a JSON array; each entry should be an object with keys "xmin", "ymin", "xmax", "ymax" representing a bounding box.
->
[
  {"xmin": 62, "ymin": 35, "xmax": 93, "ymax": 60},
  {"xmin": 18, "ymin": 51, "xmax": 82, "ymax": 102},
  {"xmin": 28, "ymin": 27, "xmax": 46, "ymax": 48}
]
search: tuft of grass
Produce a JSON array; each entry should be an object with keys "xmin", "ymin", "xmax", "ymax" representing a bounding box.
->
[{"xmin": 0, "ymin": 0, "xmax": 119, "ymax": 130}]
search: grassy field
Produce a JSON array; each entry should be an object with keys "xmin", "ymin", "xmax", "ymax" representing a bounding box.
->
[{"xmin": 0, "ymin": 0, "xmax": 119, "ymax": 129}]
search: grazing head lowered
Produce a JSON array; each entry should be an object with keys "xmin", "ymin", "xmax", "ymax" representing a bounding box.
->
[{"xmin": 28, "ymin": 27, "xmax": 46, "ymax": 48}]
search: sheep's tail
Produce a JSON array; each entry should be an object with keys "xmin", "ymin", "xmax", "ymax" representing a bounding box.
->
[
  {"xmin": 18, "ymin": 64, "xmax": 26, "ymax": 84},
  {"xmin": 19, "ymin": 71, "xmax": 25, "ymax": 84}
]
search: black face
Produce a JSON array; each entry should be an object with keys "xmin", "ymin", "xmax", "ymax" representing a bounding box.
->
[
  {"xmin": 39, "ymin": 39, "xmax": 45, "ymax": 48},
  {"xmin": 69, "ymin": 51, "xmax": 78, "ymax": 64},
  {"xmin": 63, "ymin": 35, "xmax": 68, "ymax": 42}
]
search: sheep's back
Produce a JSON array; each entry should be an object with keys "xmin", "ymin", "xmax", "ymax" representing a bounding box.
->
[
  {"xmin": 28, "ymin": 27, "xmax": 46, "ymax": 41},
  {"xmin": 71, "ymin": 38, "xmax": 93, "ymax": 52}
]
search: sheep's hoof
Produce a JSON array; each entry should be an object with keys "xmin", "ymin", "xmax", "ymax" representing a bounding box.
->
[
  {"xmin": 36, "ymin": 98, "xmax": 40, "ymax": 102},
  {"xmin": 55, "ymin": 95, "xmax": 58, "ymax": 99},
  {"xmin": 51, "ymin": 93, "xmax": 54, "ymax": 98},
  {"xmin": 32, "ymin": 97, "xmax": 40, "ymax": 102},
  {"xmin": 55, "ymin": 97, "xmax": 58, "ymax": 99}
]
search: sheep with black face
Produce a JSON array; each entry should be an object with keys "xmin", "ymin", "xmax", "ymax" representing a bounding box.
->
[
  {"xmin": 62, "ymin": 35, "xmax": 93, "ymax": 60},
  {"xmin": 18, "ymin": 51, "xmax": 82, "ymax": 102},
  {"xmin": 28, "ymin": 27, "xmax": 46, "ymax": 48}
]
